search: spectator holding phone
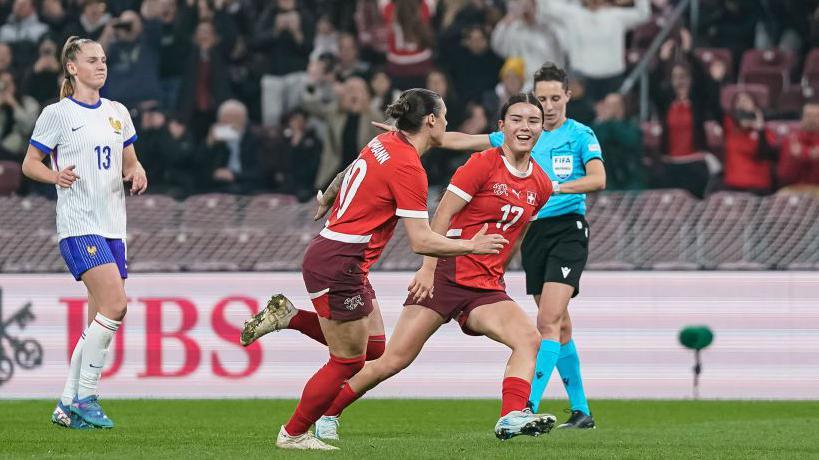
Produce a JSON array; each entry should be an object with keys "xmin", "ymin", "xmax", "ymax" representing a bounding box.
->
[{"xmin": 722, "ymin": 91, "xmax": 776, "ymax": 194}]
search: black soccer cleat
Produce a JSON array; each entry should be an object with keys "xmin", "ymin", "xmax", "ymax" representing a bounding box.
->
[{"xmin": 557, "ymin": 410, "xmax": 596, "ymax": 429}]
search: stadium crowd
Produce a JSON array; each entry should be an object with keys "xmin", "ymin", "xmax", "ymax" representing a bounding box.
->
[{"xmin": 2, "ymin": 0, "xmax": 819, "ymax": 200}]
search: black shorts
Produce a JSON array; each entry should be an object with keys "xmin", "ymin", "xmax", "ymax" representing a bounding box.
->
[{"xmin": 521, "ymin": 214, "xmax": 589, "ymax": 297}]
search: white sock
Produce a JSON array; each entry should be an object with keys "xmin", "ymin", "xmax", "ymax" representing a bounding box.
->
[
  {"xmin": 77, "ymin": 313, "xmax": 121, "ymax": 400},
  {"xmin": 60, "ymin": 331, "xmax": 86, "ymax": 405}
]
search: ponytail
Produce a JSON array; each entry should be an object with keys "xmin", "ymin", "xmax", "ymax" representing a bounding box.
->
[{"xmin": 59, "ymin": 77, "xmax": 74, "ymax": 99}]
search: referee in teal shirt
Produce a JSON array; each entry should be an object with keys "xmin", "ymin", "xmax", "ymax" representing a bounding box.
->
[{"xmin": 427, "ymin": 63, "xmax": 606, "ymax": 429}]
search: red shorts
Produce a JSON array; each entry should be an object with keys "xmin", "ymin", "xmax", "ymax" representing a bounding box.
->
[
  {"xmin": 302, "ymin": 235, "xmax": 376, "ymax": 321},
  {"xmin": 404, "ymin": 257, "xmax": 512, "ymax": 336}
]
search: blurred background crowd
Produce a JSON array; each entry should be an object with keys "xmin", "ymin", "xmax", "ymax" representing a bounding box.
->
[{"xmin": 2, "ymin": 0, "xmax": 819, "ymax": 202}]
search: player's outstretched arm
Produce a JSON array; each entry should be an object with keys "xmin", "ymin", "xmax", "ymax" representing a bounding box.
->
[
  {"xmin": 22, "ymin": 144, "xmax": 79, "ymax": 188},
  {"xmin": 403, "ymin": 218, "xmax": 507, "ymax": 258},
  {"xmin": 409, "ymin": 190, "xmax": 471, "ymax": 302},
  {"xmin": 122, "ymin": 145, "xmax": 148, "ymax": 195},
  {"xmin": 554, "ymin": 159, "xmax": 606, "ymax": 195},
  {"xmin": 370, "ymin": 121, "xmax": 492, "ymax": 152}
]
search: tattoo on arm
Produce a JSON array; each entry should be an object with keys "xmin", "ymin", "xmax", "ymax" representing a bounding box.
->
[{"xmin": 322, "ymin": 163, "xmax": 353, "ymax": 204}]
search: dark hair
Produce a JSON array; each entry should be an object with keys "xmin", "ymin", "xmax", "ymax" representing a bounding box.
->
[
  {"xmin": 499, "ymin": 92, "xmax": 544, "ymax": 122},
  {"xmin": 533, "ymin": 62, "xmax": 569, "ymax": 91},
  {"xmin": 385, "ymin": 88, "xmax": 442, "ymax": 132}
]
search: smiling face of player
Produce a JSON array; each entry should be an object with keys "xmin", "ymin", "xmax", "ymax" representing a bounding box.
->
[
  {"xmin": 499, "ymin": 101, "xmax": 543, "ymax": 156},
  {"xmin": 66, "ymin": 42, "xmax": 107, "ymax": 92},
  {"xmin": 534, "ymin": 80, "xmax": 569, "ymax": 131}
]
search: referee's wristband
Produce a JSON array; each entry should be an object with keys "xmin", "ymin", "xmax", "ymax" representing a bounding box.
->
[{"xmin": 552, "ymin": 181, "xmax": 561, "ymax": 195}]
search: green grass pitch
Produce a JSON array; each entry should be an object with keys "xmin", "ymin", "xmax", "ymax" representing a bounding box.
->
[{"xmin": 1, "ymin": 400, "xmax": 818, "ymax": 459}]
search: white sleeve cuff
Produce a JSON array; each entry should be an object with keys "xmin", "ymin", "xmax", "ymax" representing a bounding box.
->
[
  {"xmin": 396, "ymin": 208, "xmax": 428, "ymax": 218},
  {"xmin": 447, "ymin": 184, "xmax": 473, "ymax": 202}
]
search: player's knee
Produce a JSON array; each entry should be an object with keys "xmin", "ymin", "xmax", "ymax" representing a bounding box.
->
[
  {"xmin": 536, "ymin": 320, "xmax": 561, "ymax": 339},
  {"xmin": 98, "ymin": 291, "xmax": 127, "ymax": 320},
  {"xmin": 516, "ymin": 327, "xmax": 542, "ymax": 356},
  {"xmin": 537, "ymin": 308, "xmax": 563, "ymax": 334}
]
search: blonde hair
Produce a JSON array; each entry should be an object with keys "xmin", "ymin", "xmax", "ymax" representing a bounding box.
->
[{"xmin": 60, "ymin": 36, "xmax": 98, "ymax": 99}]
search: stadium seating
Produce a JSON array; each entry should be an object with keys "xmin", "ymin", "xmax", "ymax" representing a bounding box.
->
[
  {"xmin": 0, "ymin": 161, "xmax": 22, "ymax": 196},
  {"xmin": 5, "ymin": 190, "xmax": 819, "ymax": 272}
]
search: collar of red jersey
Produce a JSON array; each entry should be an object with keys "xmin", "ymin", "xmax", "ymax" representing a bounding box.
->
[{"xmin": 501, "ymin": 154, "xmax": 533, "ymax": 178}]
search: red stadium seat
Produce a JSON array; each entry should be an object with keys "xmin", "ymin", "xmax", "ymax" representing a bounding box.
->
[
  {"xmin": 741, "ymin": 68, "xmax": 787, "ymax": 103},
  {"xmin": 740, "ymin": 48, "xmax": 796, "ymax": 80},
  {"xmin": 0, "ymin": 161, "xmax": 22, "ymax": 196},
  {"xmin": 628, "ymin": 189, "xmax": 699, "ymax": 269},
  {"xmin": 181, "ymin": 193, "xmax": 241, "ymax": 230},
  {"xmin": 126, "ymin": 194, "xmax": 179, "ymax": 232},
  {"xmin": 695, "ymin": 192, "xmax": 762, "ymax": 269},
  {"xmin": 776, "ymin": 86, "xmax": 805, "ymax": 115}
]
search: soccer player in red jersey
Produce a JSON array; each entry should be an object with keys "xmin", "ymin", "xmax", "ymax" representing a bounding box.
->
[
  {"xmin": 317, "ymin": 93, "xmax": 557, "ymax": 441},
  {"xmin": 272, "ymin": 88, "xmax": 508, "ymax": 451}
]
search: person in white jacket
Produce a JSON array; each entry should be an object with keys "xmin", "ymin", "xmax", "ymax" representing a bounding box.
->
[
  {"xmin": 491, "ymin": 0, "xmax": 565, "ymax": 91},
  {"xmin": 538, "ymin": 0, "xmax": 650, "ymax": 101}
]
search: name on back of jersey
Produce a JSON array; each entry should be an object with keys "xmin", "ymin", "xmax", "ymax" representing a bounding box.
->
[{"xmin": 368, "ymin": 138, "xmax": 391, "ymax": 164}]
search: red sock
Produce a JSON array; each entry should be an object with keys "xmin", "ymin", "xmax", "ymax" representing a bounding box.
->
[
  {"xmin": 324, "ymin": 383, "xmax": 361, "ymax": 417},
  {"xmin": 284, "ymin": 354, "xmax": 365, "ymax": 436},
  {"xmin": 500, "ymin": 377, "xmax": 531, "ymax": 416},
  {"xmin": 366, "ymin": 334, "xmax": 386, "ymax": 361},
  {"xmin": 288, "ymin": 309, "xmax": 326, "ymax": 345}
]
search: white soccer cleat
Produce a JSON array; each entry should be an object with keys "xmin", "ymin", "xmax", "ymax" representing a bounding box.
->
[
  {"xmin": 494, "ymin": 409, "xmax": 556, "ymax": 440},
  {"xmin": 240, "ymin": 294, "xmax": 297, "ymax": 346},
  {"xmin": 275, "ymin": 426, "xmax": 339, "ymax": 451},
  {"xmin": 315, "ymin": 415, "xmax": 340, "ymax": 440}
]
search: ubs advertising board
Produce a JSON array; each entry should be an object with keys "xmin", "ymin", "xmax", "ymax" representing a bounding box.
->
[{"xmin": 1, "ymin": 272, "xmax": 817, "ymax": 399}]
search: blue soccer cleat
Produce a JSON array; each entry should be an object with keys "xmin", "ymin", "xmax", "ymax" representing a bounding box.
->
[
  {"xmin": 52, "ymin": 400, "xmax": 93, "ymax": 429},
  {"xmin": 70, "ymin": 395, "xmax": 114, "ymax": 429},
  {"xmin": 494, "ymin": 408, "xmax": 556, "ymax": 440}
]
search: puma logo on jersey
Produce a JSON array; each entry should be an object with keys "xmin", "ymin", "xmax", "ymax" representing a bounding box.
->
[
  {"xmin": 510, "ymin": 189, "xmax": 521, "ymax": 199},
  {"xmin": 561, "ymin": 266, "xmax": 571, "ymax": 278}
]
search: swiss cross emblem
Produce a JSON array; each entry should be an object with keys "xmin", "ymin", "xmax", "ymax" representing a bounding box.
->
[{"xmin": 527, "ymin": 191, "xmax": 537, "ymax": 206}]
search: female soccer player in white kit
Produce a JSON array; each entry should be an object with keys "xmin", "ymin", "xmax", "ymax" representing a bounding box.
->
[{"xmin": 22, "ymin": 36, "xmax": 147, "ymax": 429}]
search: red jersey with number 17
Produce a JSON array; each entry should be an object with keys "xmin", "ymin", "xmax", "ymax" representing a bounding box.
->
[
  {"xmin": 444, "ymin": 148, "xmax": 552, "ymax": 290},
  {"xmin": 321, "ymin": 131, "xmax": 429, "ymax": 272}
]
